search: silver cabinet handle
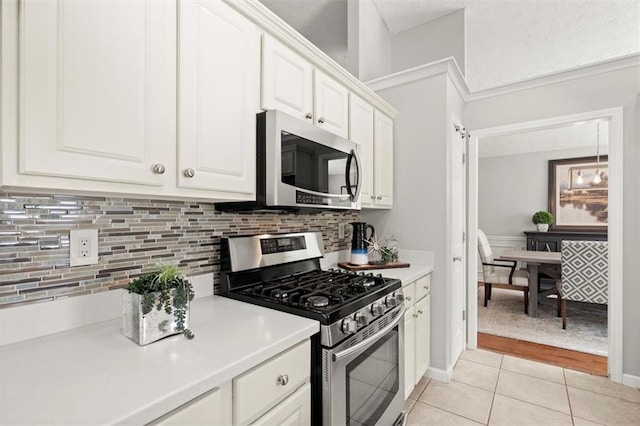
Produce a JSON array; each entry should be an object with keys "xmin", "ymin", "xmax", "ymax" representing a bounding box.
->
[
  {"xmin": 418, "ymin": 309, "xmax": 424, "ymax": 314},
  {"xmin": 277, "ymin": 374, "xmax": 289, "ymax": 386},
  {"xmin": 318, "ymin": 117, "xmax": 325, "ymax": 124},
  {"xmin": 413, "ymin": 313, "xmax": 418, "ymax": 318},
  {"xmin": 370, "ymin": 195, "xmax": 375, "ymax": 200},
  {"xmin": 152, "ymin": 164, "xmax": 166, "ymax": 174},
  {"xmin": 376, "ymin": 195, "xmax": 382, "ymax": 200},
  {"xmin": 305, "ymin": 112, "xmax": 312, "ymax": 120},
  {"xmin": 406, "ymin": 296, "xmax": 412, "ymax": 301},
  {"xmin": 423, "ymin": 286, "xmax": 428, "ymax": 290},
  {"xmin": 453, "ymin": 256, "xmax": 462, "ymax": 262},
  {"xmin": 183, "ymin": 168, "xmax": 195, "ymax": 178}
]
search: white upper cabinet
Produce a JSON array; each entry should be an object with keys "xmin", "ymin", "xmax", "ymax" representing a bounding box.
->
[
  {"xmin": 313, "ymin": 69, "xmax": 349, "ymax": 138},
  {"xmin": 261, "ymin": 35, "xmax": 313, "ymax": 122},
  {"xmin": 178, "ymin": 0, "xmax": 260, "ymax": 196},
  {"xmin": 348, "ymin": 94, "xmax": 375, "ymax": 206},
  {"xmin": 262, "ymin": 35, "xmax": 349, "ymax": 138},
  {"xmin": 18, "ymin": 0, "xmax": 175, "ymax": 186},
  {"xmin": 373, "ymin": 111, "xmax": 394, "ymax": 208}
]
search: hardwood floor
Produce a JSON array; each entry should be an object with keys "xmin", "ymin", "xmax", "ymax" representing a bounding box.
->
[{"xmin": 478, "ymin": 332, "xmax": 608, "ymax": 377}]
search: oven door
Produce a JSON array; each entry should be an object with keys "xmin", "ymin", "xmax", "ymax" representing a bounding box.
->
[{"xmin": 322, "ymin": 305, "xmax": 405, "ymax": 426}]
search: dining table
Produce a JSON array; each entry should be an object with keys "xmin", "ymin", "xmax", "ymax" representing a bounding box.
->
[{"xmin": 499, "ymin": 250, "xmax": 561, "ymax": 317}]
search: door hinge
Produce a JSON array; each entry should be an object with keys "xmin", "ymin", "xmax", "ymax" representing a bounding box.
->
[
  {"xmin": 462, "ymin": 153, "xmax": 466, "ymax": 164},
  {"xmin": 462, "ymin": 231, "xmax": 466, "ymax": 243},
  {"xmin": 462, "ymin": 310, "xmax": 466, "ymax": 321}
]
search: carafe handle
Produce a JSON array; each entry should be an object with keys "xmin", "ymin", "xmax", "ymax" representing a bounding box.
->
[{"xmin": 366, "ymin": 224, "xmax": 375, "ymax": 240}]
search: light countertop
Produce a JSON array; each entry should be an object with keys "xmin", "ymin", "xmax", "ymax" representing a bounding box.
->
[{"xmin": 0, "ymin": 295, "xmax": 319, "ymax": 425}]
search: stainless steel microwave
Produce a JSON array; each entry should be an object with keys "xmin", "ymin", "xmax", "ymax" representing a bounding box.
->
[{"xmin": 216, "ymin": 110, "xmax": 361, "ymax": 211}]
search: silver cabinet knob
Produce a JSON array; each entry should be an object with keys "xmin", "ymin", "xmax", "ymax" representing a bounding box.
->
[
  {"xmin": 183, "ymin": 168, "xmax": 195, "ymax": 178},
  {"xmin": 277, "ymin": 374, "xmax": 289, "ymax": 386},
  {"xmin": 318, "ymin": 117, "xmax": 325, "ymax": 124},
  {"xmin": 406, "ymin": 296, "xmax": 412, "ymax": 302},
  {"xmin": 453, "ymin": 256, "xmax": 462, "ymax": 262},
  {"xmin": 371, "ymin": 302, "xmax": 385, "ymax": 316},
  {"xmin": 418, "ymin": 309, "xmax": 424, "ymax": 315},
  {"xmin": 376, "ymin": 195, "xmax": 382, "ymax": 200},
  {"xmin": 370, "ymin": 195, "xmax": 375, "ymax": 200},
  {"xmin": 355, "ymin": 311, "xmax": 370, "ymax": 327},
  {"xmin": 341, "ymin": 318, "xmax": 357, "ymax": 334},
  {"xmin": 305, "ymin": 112, "xmax": 312, "ymax": 120},
  {"xmin": 423, "ymin": 286, "xmax": 428, "ymax": 290},
  {"xmin": 413, "ymin": 313, "xmax": 419, "ymax": 318},
  {"xmin": 152, "ymin": 164, "xmax": 166, "ymax": 175}
]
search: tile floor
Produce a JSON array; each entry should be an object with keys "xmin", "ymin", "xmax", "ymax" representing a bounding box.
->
[{"xmin": 405, "ymin": 349, "xmax": 640, "ymax": 425}]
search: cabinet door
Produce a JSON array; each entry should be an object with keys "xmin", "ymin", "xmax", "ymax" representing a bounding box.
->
[
  {"xmin": 404, "ymin": 306, "xmax": 416, "ymax": 399},
  {"xmin": 373, "ymin": 112, "xmax": 394, "ymax": 207},
  {"xmin": 349, "ymin": 94, "xmax": 375, "ymax": 207},
  {"xmin": 19, "ymin": 0, "xmax": 175, "ymax": 186},
  {"xmin": 152, "ymin": 382, "xmax": 232, "ymax": 425},
  {"xmin": 415, "ymin": 295, "xmax": 430, "ymax": 383},
  {"xmin": 178, "ymin": 0, "xmax": 259, "ymax": 196},
  {"xmin": 252, "ymin": 382, "xmax": 311, "ymax": 426},
  {"xmin": 262, "ymin": 35, "xmax": 313, "ymax": 122},
  {"xmin": 313, "ymin": 70, "xmax": 349, "ymax": 138}
]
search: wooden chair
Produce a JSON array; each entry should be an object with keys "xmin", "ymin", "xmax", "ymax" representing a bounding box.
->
[
  {"xmin": 558, "ymin": 240, "xmax": 608, "ymax": 329},
  {"xmin": 477, "ymin": 229, "xmax": 529, "ymax": 314}
]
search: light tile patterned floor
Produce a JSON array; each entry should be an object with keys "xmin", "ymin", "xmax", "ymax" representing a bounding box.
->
[{"xmin": 405, "ymin": 349, "xmax": 640, "ymax": 425}]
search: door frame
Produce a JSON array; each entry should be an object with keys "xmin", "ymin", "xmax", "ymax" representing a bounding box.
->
[{"xmin": 466, "ymin": 107, "xmax": 624, "ymax": 383}]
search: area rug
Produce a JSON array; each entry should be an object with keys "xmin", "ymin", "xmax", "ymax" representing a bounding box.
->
[{"xmin": 477, "ymin": 287, "xmax": 608, "ymax": 356}]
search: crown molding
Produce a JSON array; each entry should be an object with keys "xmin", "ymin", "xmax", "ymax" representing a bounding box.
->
[
  {"xmin": 224, "ymin": 0, "xmax": 398, "ymax": 118},
  {"xmin": 364, "ymin": 54, "xmax": 640, "ymax": 103}
]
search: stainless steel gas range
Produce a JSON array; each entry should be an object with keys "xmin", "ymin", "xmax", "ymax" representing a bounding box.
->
[{"xmin": 220, "ymin": 232, "xmax": 405, "ymax": 426}]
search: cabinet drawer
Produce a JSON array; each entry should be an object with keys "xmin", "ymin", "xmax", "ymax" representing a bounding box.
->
[
  {"xmin": 151, "ymin": 382, "xmax": 232, "ymax": 425},
  {"xmin": 235, "ymin": 340, "xmax": 310, "ymax": 425},
  {"xmin": 415, "ymin": 274, "xmax": 431, "ymax": 301},
  {"xmin": 252, "ymin": 382, "xmax": 311, "ymax": 426},
  {"xmin": 402, "ymin": 282, "xmax": 416, "ymax": 308}
]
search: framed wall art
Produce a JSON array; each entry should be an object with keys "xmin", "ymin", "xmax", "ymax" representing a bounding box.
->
[{"xmin": 548, "ymin": 156, "xmax": 608, "ymax": 231}]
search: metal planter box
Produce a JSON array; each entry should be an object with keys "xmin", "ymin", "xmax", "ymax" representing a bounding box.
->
[{"xmin": 122, "ymin": 289, "xmax": 190, "ymax": 345}]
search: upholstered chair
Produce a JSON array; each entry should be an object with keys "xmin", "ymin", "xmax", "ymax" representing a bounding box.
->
[
  {"xmin": 477, "ymin": 229, "xmax": 530, "ymax": 313},
  {"xmin": 558, "ymin": 240, "xmax": 608, "ymax": 329}
]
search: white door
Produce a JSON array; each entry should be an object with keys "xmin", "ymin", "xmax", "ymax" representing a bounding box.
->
[
  {"xmin": 373, "ymin": 112, "xmax": 394, "ymax": 207},
  {"xmin": 178, "ymin": 0, "xmax": 259, "ymax": 196},
  {"xmin": 313, "ymin": 70, "xmax": 349, "ymax": 138},
  {"xmin": 19, "ymin": 0, "xmax": 175, "ymax": 186},
  {"xmin": 450, "ymin": 120, "xmax": 467, "ymax": 362},
  {"xmin": 261, "ymin": 35, "xmax": 313, "ymax": 122},
  {"xmin": 349, "ymin": 94, "xmax": 374, "ymax": 207}
]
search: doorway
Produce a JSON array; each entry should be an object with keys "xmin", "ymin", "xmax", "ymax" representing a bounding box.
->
[{"xmin": 465, "ymin": 108, "xmax": 624, "ymax": 383}]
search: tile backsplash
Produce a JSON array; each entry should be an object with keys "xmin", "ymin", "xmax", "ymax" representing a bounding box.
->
[{"xmin": 0, "ymin": 192, "xmax": 359, "ymax": 308}]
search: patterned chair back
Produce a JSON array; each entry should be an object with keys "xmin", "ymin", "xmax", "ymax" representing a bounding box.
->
[{"xmin": 561, "ymin": 240, "xmax": 608, "ymax": 304}]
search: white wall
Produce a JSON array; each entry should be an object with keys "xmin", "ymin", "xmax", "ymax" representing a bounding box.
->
[
  {"xmin": 466, "ymin": 65, "xmax": 640, "ymax": 379},
  {"xmin": 362, "ymin": 73, "xmax": 466, "ymax": 378},
  {"xmin": 355, "ymin": 0, "xmax": 392, "ymax": 81},
  {"xmin": 479, "ymin": 147, "xmax": 606, "ymax": 237},
  {"xmin": 391, "ymin": 9, "xmax": 465, "ymax": 76}
]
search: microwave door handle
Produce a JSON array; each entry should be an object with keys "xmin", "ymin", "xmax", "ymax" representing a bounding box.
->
[
  {"xmin": 332, "ymin": 305, "xmax": 405, "ymax": 362},
  {"xmin": 345, "ymin": 149, "xmax": 362, "ymax": 203}
]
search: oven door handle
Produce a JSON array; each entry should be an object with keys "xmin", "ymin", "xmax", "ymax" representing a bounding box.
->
[{"xmin": 332, "ymin": 305, "xmax": 405, "ymax": 362}]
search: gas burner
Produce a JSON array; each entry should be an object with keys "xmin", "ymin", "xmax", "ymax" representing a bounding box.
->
[{"xmin": 306, "ymin": 295, "xmax": 329, "ymax": 308}]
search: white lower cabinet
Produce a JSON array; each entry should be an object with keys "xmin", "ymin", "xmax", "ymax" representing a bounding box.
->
[
  {"xmin": 151, "ymin": 339, "xmax": 311, "ymax": 425},
  {"xmin": 252, "ymin": 382, "xmax": 311, "ymax": 426},
  {"xmin": 152, "ymin": 382, "xmax": 232, "ymax": 425},
  {"xmin": 403, "ymin": 274, "xmax": 431, "ymax": 398}
]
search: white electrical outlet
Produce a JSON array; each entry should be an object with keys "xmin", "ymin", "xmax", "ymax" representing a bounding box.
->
[
  {"xmin": 338, "ymin": 223, "xmax": 345, "ymax": 239},
  {"xmin": 70, "ymin": 229, "xmax": 99, "ymax": 267}
]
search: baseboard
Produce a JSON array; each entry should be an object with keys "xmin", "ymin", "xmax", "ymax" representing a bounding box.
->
[
  {"xmin": 426, "ymin": 365, "xmax": 453, "ymax": 383},
  {"xmin": 622, "ymin": 374, "xmax": 640, "ymax": 388}
]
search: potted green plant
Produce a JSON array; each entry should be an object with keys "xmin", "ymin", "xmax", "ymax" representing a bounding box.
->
[
  {"xmin": 532, "ymin": 211, "xmax": 554, "ymax": 232},
  {"xmin": 122, "ymin": 264, "xmax": 195, "ymax": 345}
]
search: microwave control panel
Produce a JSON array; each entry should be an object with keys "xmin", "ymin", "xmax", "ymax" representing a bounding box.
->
[{"xmin": 296, "ymin": 191, "xmax": 328, "ymax": 206}]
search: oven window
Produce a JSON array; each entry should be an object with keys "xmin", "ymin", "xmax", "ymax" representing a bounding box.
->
[
  {"xmin": 346, "ymin": 327, "xmax": 399, "ymax": 425},
  {"xmin": 281, "ymin": 131, "xmax": 356, "ymax": 195}
]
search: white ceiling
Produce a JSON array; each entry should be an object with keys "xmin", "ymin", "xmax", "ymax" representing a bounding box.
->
[{"xmin": 479, "ymin": 120, "xmax": 609, "ymax": 159}]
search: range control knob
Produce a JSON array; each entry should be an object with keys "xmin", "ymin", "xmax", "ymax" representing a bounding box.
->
[
  {"xmin": 371, "ymin": 302, "xmax": 385, "ymax": 316},
  {"xmin": 395, "ymin": 292, "xmax": 405, "ymax": 304},
  {"xmin": 385, "ymin": 295, "xmax": 398, "ymax": 308},
  {"xmin": 355, "ymin": 311, "xmax": 370, "ymax": 327},
  {"xmin": 341, "ymin": 318, "xmax": 357, "ymax": 335}
]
